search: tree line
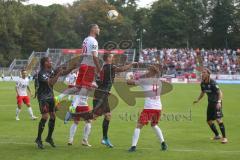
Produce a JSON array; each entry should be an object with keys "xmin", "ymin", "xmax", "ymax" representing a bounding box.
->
[{"xmin": 0, "ymin": 0, "xmax": 240, "ymax": 66}]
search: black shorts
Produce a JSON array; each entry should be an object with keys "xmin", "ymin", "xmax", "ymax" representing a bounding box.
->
[
  {"xmin": 38, "ymin": 98, "xmax": 55, "ymax": 114},
  {"xmin": 207, "ymin": 102, "xmax": 223, "ymax": 121},
  {"xmin": 93, "ymin": 89, "xmax": 110, "ymax": 116}
]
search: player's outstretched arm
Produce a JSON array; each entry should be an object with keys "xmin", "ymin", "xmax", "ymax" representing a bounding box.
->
[
  {"xmin": 127, "ymin": 79, "xmax": 136, "ymax": 86},
  {"xmin": 115, "ymin": 62, "xmax": 138, "ymax": 73},
  {"xmin": 60, "ymin": 64, "xmax": 78, "ymax": 76},
  {"xmin": 193, "ymin": 91, "xmax": 205, "ymax": 104},
  {"xmin": 48, "ymin": 69, "xmax": 62, "ymax": 86}
]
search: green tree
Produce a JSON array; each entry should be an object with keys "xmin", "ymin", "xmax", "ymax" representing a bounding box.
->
[
  {"xmin": 208, "ymin": 0, "xmax": 235, "ymax": 48},
  {"xmin": 146, "ymin": 0, "xmax": 186, "ymax": 48}
]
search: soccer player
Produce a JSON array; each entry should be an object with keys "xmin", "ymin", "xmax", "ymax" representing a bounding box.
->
[
  {"xmin": 68, "ymin": 93, "xmax": 92, "ymax": 147},
  {"xmin": 127, "ymin": 65, "xmax": 167, "ymax": 152},
  {"xmin": 35, "ymin": 57, "xmax": 75, "ymax": 149},
  {"xmin": 55, "ymin": 71, "xmax": 77, "ymax": 102},
  {"xmin": 76, "ymin": 24, "xmax": 101, "ymax": 88},
  {"xmin": 68, "ymin": 24, "xmax": 101, "ymax": 117},
  {"xmin": 15, "ymin": 69, "xmax": 37, "ymax": 121},
  {"xmin": 193, "ymin": 68, "xmax": 228, "ymax": 144},
  {"xmin": 93, "ymin": 53, "xmax": 137, "ymax": 148}
]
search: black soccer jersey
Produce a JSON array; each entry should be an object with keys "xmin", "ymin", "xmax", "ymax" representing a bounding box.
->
[
  {"xmin": 37, "ymin": 69, "xmax": 55, "ymax": 100},
  {"xmin": 200, "ymin": 79, "xmax": 220, "ymax": 103},
  {"xmin": 97, "ymin": 64, "xmax": 116, "ymax": 92}
]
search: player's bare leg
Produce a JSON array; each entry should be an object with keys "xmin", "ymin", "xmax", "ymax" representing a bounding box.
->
[{"xmin": 216, "ymin": 119, "xmax": 228, "ymax": 144}]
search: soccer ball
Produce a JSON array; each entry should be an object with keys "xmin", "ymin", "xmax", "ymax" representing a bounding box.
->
[{"xmin": 107, "ymin": 10, "xmax": 119, "ymax": 20}]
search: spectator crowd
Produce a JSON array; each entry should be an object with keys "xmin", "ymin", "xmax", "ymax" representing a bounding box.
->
[{"xmin": 139, "ymin": 48, "xmax": 240, "ymax": 75}]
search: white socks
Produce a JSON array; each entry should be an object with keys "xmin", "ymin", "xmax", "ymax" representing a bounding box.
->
[
  {"xmin": 83, "ymin": 122, "xmax": 91, "ymax": 141},
  {"xmin": 69, "ymin": 122, "xmax": 91, "ymax": 143},
  {"xmin": 27, "ymin": 107, "xmax": 34, "ymax": 117},
  {"xmin": 131, "ymin": 126, "xmax": 165, "ymax": 147},
  {"xmin": 69, "ymin": 123, "xmax": 78, "ymax": 142},
  {"xmin": 131, "ymin": 128, "xmax": 141, "ymax": 146},
  {"xmin": 58, "ymin": 93, "xmax": 67, "ymax": 100},
  {"xmin": 16, "ymin": 108, "xmax": 21, "ymax": 117},
  {"xmin": 16, "ymin": 107, "xmax": 35, "ymax": 118},
  {"xmin": 152, "ymin": 125, "xmax": 165, "ymax": 143}
]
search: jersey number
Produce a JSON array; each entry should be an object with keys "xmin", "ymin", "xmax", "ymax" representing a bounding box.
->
[{"xmin": 151, "ymin": 84, "xmax": 158, "ymax": 99}]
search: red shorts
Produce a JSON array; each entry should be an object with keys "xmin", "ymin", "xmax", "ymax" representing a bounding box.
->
[
  {"xmin": 74, "ymin": 106, "xmax": 91, "ymax": 121},
  {"xmin": 17, "ymin": 96, "xmax": 30, "ymax": 106},
  {"xmin": 76, "ymin": 64, "xmax": 95, "ymax": 88},
  {"xmin": 138, "ymin": 109, "xmax": 161, "ymax": 126}
]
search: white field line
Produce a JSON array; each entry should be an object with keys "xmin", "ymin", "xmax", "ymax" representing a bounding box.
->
[{"xmin": 0, "ymin": 141, "xmax": 239, "ymax": 154}]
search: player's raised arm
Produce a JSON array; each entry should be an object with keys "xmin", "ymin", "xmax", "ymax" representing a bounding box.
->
[
  {"xmin": 127, "ymin": 79, "xmax": 136, "ymax": 85},
  {"xmin": 48, "ymin": 70, "xmax": 62, "ymax": 86},
  {"xmin": 115, "ymin": 62, "xmax": 138, "ymax": 73},
  {"xmin": 56, "ymin": 63, "xmax": 78, "ymax": 77}
]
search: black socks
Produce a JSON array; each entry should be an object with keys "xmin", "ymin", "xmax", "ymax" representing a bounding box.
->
[
  {"xmin": 37, "ymin": 118, "xmax": 47, "ymax": 140},
  {"xmin": 47, "ymin": 118, "xmax": 55, "ymax": 140},
  {"xmin": 219, "ymin": 123, "xmax": 226, "ymax": 138},
  {"xmin": 102, "ymin": 118, "xmax": 110, "ymax": 139},
  {"xmin": 209, "ymin": 123, "xmax": 219, "ymax": 136}
]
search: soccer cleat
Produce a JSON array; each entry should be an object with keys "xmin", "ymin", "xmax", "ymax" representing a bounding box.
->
[
  {"xmin": 16, "ymin": 117, "xmax": 20, "ymax": 121},
  {"xmin": 54, "ymin": 96, "xmax": 60, "ymax": 106},
  {"xmin": 221, "ymin": 138, "xmax": 228, "ymax": 144},
  {"xmin": 161, "ymin": 142, "xmax": 168, "ymax": 151},
  {"xmin": 82, "ymin": 139, "xmax": 92, "ymax": 147},
  {"xmin": 35, "ymin": 139, "xmax": 44, "ymax": 149},
  {"xmin": 128, "ymin": 146, "xmax": 136, "ymax": 152},
  {"xmin": 211, "ymin": 135, "xmax": 221, "ymax": 140},
  {"xmin": 101, "ymin": 138, "xmax": 113, "ymax": 148},
  {"xmin": 45, "ymin": 138, "xmax": 56, "ymax": 148},
  {"xmin": 69, "ymin": 105, "xmax": 76, "ymax": 114},
  {"xmin": 31, "ymin": 116, "xmax": 38, "ymax": 120},
  {"xmin": 68, "ymin": 139, "xmax": 73, "ymax": 146}
]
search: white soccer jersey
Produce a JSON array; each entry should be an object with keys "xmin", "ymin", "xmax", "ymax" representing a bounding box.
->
[
  {"xmin": 16, "ymin": 77, "xmax": 29, "ymax": 96},
  {"xmin": 136, "ymin": 78, "xmax": 162, "ymax": 110},
  {"xmin": 81, "ymin": 36, "xmax": 98, "ymax": 67},
  {"xmin": 67, "ymin": 73, "xmax": 77, "ymax": 85}
]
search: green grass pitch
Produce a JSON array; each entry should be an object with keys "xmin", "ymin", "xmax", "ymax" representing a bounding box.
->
[{"xmin": 0, "ymin": 82, "xmax": 239, "ymax": 160}]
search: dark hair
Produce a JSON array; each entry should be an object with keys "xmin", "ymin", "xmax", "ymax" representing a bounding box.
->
[
  {"xmin": 21, "ymin": 68, "xmax": 26, "ymax": 72},
  {"xmin": 40, "ymin": 57, "xmax": 49, "ymax": 69},
  {"xmin": 103, "ymin": 53, "xmax": 112, "ymax": 61},
  {"xmin": 88, "ymin": 24, "xmax": 98, "ymax": 33}
]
